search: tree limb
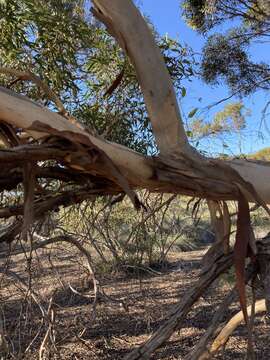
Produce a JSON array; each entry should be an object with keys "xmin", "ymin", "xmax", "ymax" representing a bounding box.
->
[
  {"xmin": 199, "ymin": 299, "xmax": 266, "ymax": 360},
  {"xmin": 92, "ymin": 0, "xmax": 192, "ymax": 156}
]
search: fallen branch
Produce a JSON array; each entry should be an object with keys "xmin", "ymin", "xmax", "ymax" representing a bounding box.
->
[
  {"xmin": 125, "ymin": 252, "xmax": 233, "ymax": 360},
  {"xmin": 39, "ymin": 297, "xmax": 55, "ymax": 360},
  {"xmin": 185, "ymin": 263, "xmax": 256, "ymax": 360},
  {"xmin": 199, "ymin": 299, "xmax": 266, "ymax": 360}
]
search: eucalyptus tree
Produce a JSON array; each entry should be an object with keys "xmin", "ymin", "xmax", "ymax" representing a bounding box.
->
[{"xmin": 0, "ymin": 1, "xmax": 270, "ymax": 359}]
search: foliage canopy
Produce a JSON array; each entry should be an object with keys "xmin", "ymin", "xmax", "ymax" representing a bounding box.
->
[
  {"xmin": 0, "ymin": 0, "xmax": 195, "ymax": 154},
  {"xmin": 182, "ymin": 0, "xmax": 270, "ymax": 95}
]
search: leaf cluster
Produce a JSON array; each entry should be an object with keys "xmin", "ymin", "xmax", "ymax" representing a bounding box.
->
[
  {"xmin": 182, "ymin": 0, "xmax": 270, "ymax": 95},
  {"xmin": 189, "ymin": 102, "xmax": 249, "ymax": 139},
  {"xmin": 0, "ymin": 0, "xmax": 195, "ymax": 153}
]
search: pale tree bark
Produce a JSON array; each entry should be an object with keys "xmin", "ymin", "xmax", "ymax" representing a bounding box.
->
[
  {"xmin": 0, "ymin": 86, "xmax": 153, "ymax": 186},
  {"xmin": 92, "ymin": 0, "xmax": 192, "ymax": 156},
  {"xmin": 229, "ymin": 159, "xmax": 270, "ymax": 205},
  {"xmin": 199, "ymin": 299, "xmax": 266, "ymax": 360},
  {"xmin": 1, "ymin": 0, "xmax": 270, "ymax": 202},
  {"xmin": 1, "ymin": 87, "xmax": 270, "ymax": 202}
]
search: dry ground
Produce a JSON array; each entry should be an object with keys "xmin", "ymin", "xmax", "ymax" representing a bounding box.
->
[{"xmin": 1, "ymin": 247, "xmax": 270, "ymax": 359}]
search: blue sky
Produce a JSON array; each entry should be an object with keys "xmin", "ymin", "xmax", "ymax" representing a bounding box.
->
[{"xmin": 139, "ymin": 0, "xmax": 270, "ymax": 156}]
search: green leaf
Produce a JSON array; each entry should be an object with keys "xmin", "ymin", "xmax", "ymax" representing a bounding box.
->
[
  {"xmin": 188, "ymin": 108, "xmax": 198, "ymax": 118},
  {"xmin": 181, "ymin": 87, "xmax": 186, "ymax": 97}
]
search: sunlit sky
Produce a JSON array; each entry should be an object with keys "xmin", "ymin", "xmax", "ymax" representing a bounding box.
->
[{"xmin": 139, "ymin": 0, "xmax": 270, "ymax": 156}]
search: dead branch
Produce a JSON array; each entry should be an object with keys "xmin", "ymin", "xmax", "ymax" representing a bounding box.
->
[
  {"xmin": 186, "ymin": 290, "xmax": 236, "ymax": 360},
  {"xmin": 199, "ymin": 299, "xmax": 266, "ymax": 360},
  {"xmin": 0, "ymin": 189, "xmax": 98, "ymax": 220},
  {"xmin": 39, "ymin": 296, "xmax": 55, "ymax": 360},
  {"xmin": 125, "ymin": 252, "xmax": 234, "ymax": 360},
  {"xmin": 22, "ymin": 161, "xmax": 36, "ymax": 240},
  {"xmin": 0, "ymin": 190, "xmax": 98, "ymax": 244},
  {"xmin": 0, "ymin": 268, "xmax": 46, "ymax": 317},
  {"xmin": 185, "ymin": 263, "xmax": 256, "ymax": 360}
]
